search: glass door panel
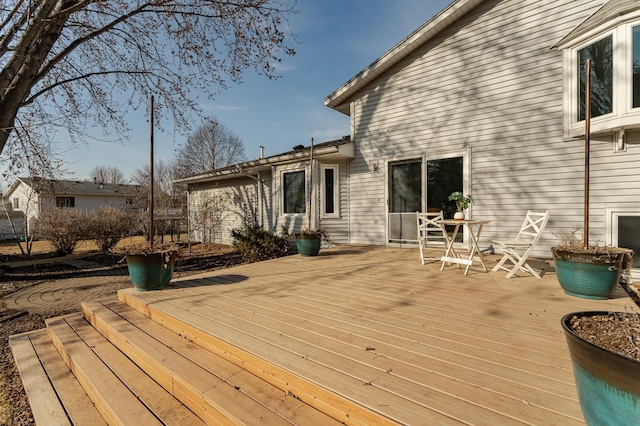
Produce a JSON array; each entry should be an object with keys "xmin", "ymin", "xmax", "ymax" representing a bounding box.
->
[
  {"xmin": 388, "ymin": 161, "xmax": 421, "ymax": 242},
  {"xmin": 426, "ymin": 156, "xmax": 463, "ymax": 241}
]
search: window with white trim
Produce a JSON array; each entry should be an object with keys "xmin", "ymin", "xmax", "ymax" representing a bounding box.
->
[
  {"xmin": 282, "ymin": 170, "xmax": 305, "ymax": 214},
  {"xmin": 561, "ymin": 15, "xmax": 640, "ymax": 140},
  {"xmin": 321, "ymin": 165, "xmax": 339, "ymax": 218}
]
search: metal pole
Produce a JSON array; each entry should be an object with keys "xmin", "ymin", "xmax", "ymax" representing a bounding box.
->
[
  {"xmin": 584, "ymin": 59, "xmax": 591, "ymax": 249},
  {"xmin": 149, "ymin": 94, "xmax": 155, "ymax": 251},
  {"xmin": 308, "ymin": 138, "xmax": 314, "ymax": 229}
]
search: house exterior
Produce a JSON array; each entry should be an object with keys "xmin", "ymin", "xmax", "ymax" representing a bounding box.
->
[
  {"xmin": 179, "ymin": 0, "xmax": 640, "ymax": 267},
  {"xmin": 175, "ymin": 138, "xmax": 354, "ymax": 246},
  {"xmin": 3, "ymin": 177, "xmax": 141, "ymax": 235}
]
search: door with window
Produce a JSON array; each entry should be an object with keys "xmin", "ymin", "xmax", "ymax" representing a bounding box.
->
[{"xmin": 387, "ymin": 155, "xmax": 465, "ymax": 243}]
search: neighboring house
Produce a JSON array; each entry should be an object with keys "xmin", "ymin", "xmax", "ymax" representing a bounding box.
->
[
  {"xmin": 3, "ymin": 177, "xmax": 141, "ymax": 235},
  {"xmin": 0, "ymin": 201, "xmax": 24, "ymax": 240},
  {"xmin": 178, "ymin": 0, "xmax": 640, "ymax": 268}
]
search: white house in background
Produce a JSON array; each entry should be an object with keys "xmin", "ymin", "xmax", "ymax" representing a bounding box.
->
[
  {"xmin": 178, "ymin": 0, "xmax": 640, "ymax": 267},
  {"xmin": 3, "ymin": 177, "xmax": 141, "ymax": 235}
]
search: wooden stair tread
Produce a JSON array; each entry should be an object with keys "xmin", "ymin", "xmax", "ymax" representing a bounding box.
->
[
  {"xmin": 10, "ymin": 330, "xmax": 74, "ymax": 426},
  {"xmin": 82, "ymin": 298, "xmax": 341, "ymax": 426},
  {"xmin": 46, "ymin": 314, "xmax": 201, "ymax": 425}
]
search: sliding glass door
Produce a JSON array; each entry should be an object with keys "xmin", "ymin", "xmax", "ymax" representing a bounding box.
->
[{"xmin": 387, "ymin": 154, "xmax": 465, "ymax": 243}]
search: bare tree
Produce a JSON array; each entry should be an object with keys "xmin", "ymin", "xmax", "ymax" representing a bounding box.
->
[
  {"xmin": 90, "ymin": 165, "xmax": 125, "ymax": 184},
  {"xmin": 0, "ymin": 0, "xmax": 296, "ymax": 160},
  {"xmin": 174, "ymin": 117, "xmax": 246, "ymax": 178}
]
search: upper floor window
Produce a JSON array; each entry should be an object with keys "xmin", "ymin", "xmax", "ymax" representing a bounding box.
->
[
  {"xmin": 578, "ymin": 35, "xmax": 612, "ymax": 121},
  {"xmin": 283, "ymin": 170, "xmax": 305, "ymax": 214},
  {"xmin": 633, "ymin": 26, "xmax": 640, "ymax": 107},
  {"xmin": 558, "ymin": 9, "xmax": 640, "ymax": 141},
  {"xmin": 12, "ymin": 198, "xmax": 19, "ymax": 209}
]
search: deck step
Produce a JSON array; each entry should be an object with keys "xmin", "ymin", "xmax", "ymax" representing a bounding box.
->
[
  {"xmin": 81, "ymin": 298, "xmax": 340, "ymax": 425},
  {"xmin": 9, "ymin": 329, "xmax": 105, "ymax": 426},
  {"xmin": 46, "ymin": 313, "xmax": 204, "ymax": 425}
]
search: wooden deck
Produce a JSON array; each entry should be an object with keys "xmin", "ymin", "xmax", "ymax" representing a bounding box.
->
[{"xmin": 11, "ymin": 245, "xmax": 639, "ymax": 425}]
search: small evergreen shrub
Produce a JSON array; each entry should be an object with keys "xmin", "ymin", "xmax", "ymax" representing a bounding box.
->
[
  {"xmin": 87, "ymin": 206, "xmax": 137, "ymax": 252},
  {"xmin": 37, "ymin": 208, "xmax": 89, "ymax": 255},
  {"xmin": 231, "ymin": 225, "xmax": 291, "ymax": 262}
]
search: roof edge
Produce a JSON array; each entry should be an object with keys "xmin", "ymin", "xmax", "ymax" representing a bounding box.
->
[{"xmin": 324, "ymin": 0, "xmax": 485, "ymax": 114}]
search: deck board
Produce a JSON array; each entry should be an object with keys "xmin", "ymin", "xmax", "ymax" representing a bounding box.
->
[{"xmin": 119, "ymin": 245, "xmax": 637, "ymax": 425}]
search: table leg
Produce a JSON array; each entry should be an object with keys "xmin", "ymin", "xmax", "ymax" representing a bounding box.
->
[
  {"xmin": 440, "ymin": 223, "xmax": 461, "ymax": 271},
  {"xmin": 464, "ymin": 223, "xmax": 487, "ymax": 275}
]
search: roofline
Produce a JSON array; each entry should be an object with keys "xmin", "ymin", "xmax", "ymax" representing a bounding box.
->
[
  {"xmin": 174, "ymin": 138, "xmax": 354, "ymax": 185},
  {"xmin": 324, "ymin": 0, "xmax": 485, "ymax": 115}
]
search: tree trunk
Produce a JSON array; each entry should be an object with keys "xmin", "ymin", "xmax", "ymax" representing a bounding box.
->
[{"xmin": 0, "ymin": 0, "xmax": 71, "ymax": 154}]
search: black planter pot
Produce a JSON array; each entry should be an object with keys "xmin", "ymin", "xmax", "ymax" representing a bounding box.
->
[
  {"xmin": 562, "ymin": 311, "xmax": 640, "ymax": 425},
  {"xmin": 125, "ymin": 252, "xmax": 175, "ymax": 291},
  {"xmin": 551, "ymin": 248, "xmax": 625, "ymax": 300},
  {"xmin": 295, "ymin": 233, "xmax": 321, "ymax": 256}
]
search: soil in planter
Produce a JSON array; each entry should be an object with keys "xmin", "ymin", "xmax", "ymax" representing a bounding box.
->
[{"xmin": 569, "ymin": 313, "xmax": 640, "ymax": 361}]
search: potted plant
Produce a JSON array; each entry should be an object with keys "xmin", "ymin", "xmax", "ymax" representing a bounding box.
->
[
  {"xmin": 552, "ymin": 229, "xmax": 632, "ymax": 299},
  {"xmin": 448, "ymin": 191, "xmax": 473, "ymax": 220},
  {"xmin": 561, "ymin": 311, "xmax": 640, "ymax": 425},
  {"xmin": 551, "ymin": 60, "xmax": 633, "ymax": 299},
  {"xmin": 123, "ymin": 94, "xmax": 178, "ymax": 291},
  {"xmin": 294, "ymin": 228, "xmax": 330, "ymax": 256},
  {"xmin": 124, "ymin": 245, "xmax": 178, "ymax": 291}
]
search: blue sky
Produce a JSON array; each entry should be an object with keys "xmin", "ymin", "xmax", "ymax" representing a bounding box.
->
[{"xmin": 60, "ymin": 0, "xmax": 453, "ymax": 181}]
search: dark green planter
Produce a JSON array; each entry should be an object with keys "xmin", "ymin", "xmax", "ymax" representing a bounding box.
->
[
  {"xmin": 552, "ymin": 248, "xmax": 625, "ymax": 300},
  {"xmin": 295, "ymin": 234, "xmax": 321, "ymax": 256},
  {"xmin": 562, "ymin": 311, "xmax": 640, "ymax": 425},
  {"xmin": 125, "ymin": 252, "xmax": 175, "ymax": 291}
]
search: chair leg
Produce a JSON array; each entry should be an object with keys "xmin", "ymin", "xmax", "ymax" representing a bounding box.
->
[{"xmin": 491, "ymin": 253, "xmax": 510, "ymax": 272}]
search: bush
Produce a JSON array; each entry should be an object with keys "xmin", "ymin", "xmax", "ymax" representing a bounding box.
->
[
  {"xmin": 37, "ymin": 208, "xmax": 89, "ymax": 255},
  {"xmin": 87, "ymin": 206, "xmax": 137, "ymax": 252},
  {"xmin": 231, "ymin": 225, "xmax": 291, "ymax": 262}
]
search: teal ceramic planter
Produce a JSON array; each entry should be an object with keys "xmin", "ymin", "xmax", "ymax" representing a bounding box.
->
[
  {"xmin": 552, "ymin": 249, "xmax": 624, "ymax": 300},
  {"xmin": 562, "ymin": 312, "xmax": 640, "ymax": 426},
  {"xmin": 125, "ymin": 252, "xmax": 175, "ymax": 291},
  {"xmin": 295, "ymin": 234, "xmax": 321, "ymax": 256}
]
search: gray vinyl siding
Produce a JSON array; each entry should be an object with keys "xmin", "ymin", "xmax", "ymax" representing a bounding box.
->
[
  {"xmin": 274, "ymin": 159, "xmax": 350, "ymax": 246},
  {"xmin": 346, "ymin": 0, "xmax": 610, "ymax": 257},
  {"xmin": 187, "ymin": 176, "xmax": 272, "ymax": 245}
]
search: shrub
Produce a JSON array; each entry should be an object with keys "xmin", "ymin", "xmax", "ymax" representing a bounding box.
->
[
  {"xmin": 231, "ymin": 225, "xmax": 291, "ymax": 262},
  {"xmin": 87, "ymin": 206, "xmax": 137, "ymax": 252},
  {"xmin": 37, "ymin": 208, "xmax": 88, "ymax": 255}
]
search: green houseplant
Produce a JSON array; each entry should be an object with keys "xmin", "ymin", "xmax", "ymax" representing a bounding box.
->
[{"xmin": 448, "ymin": 191, "xmax": 473, "ymax": 220}]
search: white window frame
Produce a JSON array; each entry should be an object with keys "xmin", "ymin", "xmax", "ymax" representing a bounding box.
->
[
  {"xmin": 605, "ymin": 207, "xmax": 640, "ymax": 280},
  {"xmin": 561, "ymin": 15, "xmax": 640, "ymax": 141},
  {"xmin": 280, "ymin": 168, "xmax": 307, "ymax": 216},
  {"xmin": 321, "ymin": 164, "xmax": 339, "ymax": 219}
]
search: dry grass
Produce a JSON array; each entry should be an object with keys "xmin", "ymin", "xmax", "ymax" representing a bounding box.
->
[{"xmin": 0, "ymin": 235, "xmax": 187, "ymax": 257}]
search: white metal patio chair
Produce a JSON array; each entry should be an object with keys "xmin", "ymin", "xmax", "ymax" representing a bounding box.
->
[
  {"xmin": 491, "ymin": 210, "xmax": 551, "ymax": 278},
  {"xmin": 417, "ymin": 211, "xmax": 448, "ymax": 264}
]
